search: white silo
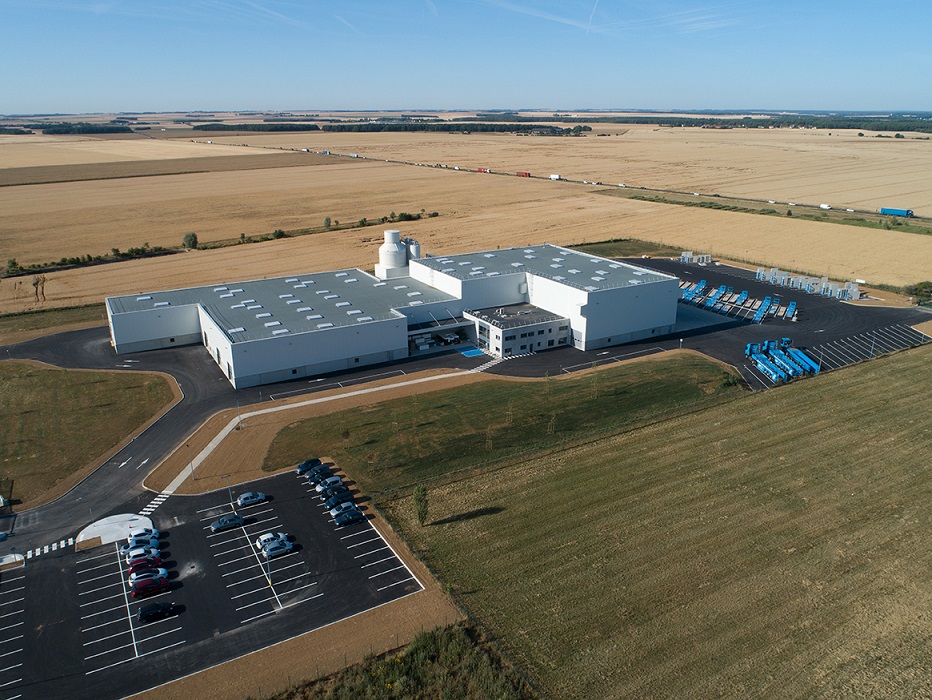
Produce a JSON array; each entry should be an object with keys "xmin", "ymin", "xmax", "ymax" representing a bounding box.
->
[
  {"xmin": 406, "ymin": 238, "xmax": 421, "ymax": 260},
  {"xmin": 374, "ymin": 229, "xmax": 409, "ymax": 279}
]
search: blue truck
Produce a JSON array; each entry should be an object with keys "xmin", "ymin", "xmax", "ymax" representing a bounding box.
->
[{"xmin": 879, "ymin": 207, "xmax": 914, "ymax": 218}]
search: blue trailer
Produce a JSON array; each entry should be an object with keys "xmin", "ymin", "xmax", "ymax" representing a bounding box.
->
[
  {"xmin": 787, "ymin": 347, "xmax": 820, "ymax": 374},
  {"xmin": 879, "ymin": 207, "xmax": 914, "ymax": 218}
]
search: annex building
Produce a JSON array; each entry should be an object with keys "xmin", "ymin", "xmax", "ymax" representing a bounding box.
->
[{"xmin": 106, "ymin": 231, "xmax": 680, "ymax": 388}]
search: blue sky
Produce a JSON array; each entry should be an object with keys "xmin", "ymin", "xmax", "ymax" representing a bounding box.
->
[{"xmin": 3, "ymin": 0, "xmax": 931, "ymax": 114}]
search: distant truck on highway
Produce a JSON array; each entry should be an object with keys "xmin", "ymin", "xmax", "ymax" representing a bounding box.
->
[
  {"xmin": 516, "ymin": 171, "xmax": 531, "ymax": 177},
  {"xmin": 549, "ymin": 174, "xmax": 561, "ymax": 180},
  {"xmin": 879, "ymin": 207, "xmax": 914, "ymax": 218}
]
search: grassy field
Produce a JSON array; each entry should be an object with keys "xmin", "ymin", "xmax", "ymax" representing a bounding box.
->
[
  {"xmin": 570, "ymin": 237, "xmax": 683, "ymax": 258},
  {"xmin": 262, "ymin": 623, "xmax": 533, "ymax": 700},
  {"xmin": 261, "ymin": 353, "xmax": 742, "ymax": 494},
  {"xmin": 0, "ymin": 361, "xmax": 175, "ymax": 505},
  {"xmin": 375, "ymin": 344, "xmax": 932, "ymax": 699},
  {"xmin": 0, "ymin": 303, "xmax": 106, "ymax": 342}
]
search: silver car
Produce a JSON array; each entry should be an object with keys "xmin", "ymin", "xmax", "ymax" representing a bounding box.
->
[
  {"xmin": 119, "ymin": 537, "xmax": 160, "ymax": 557},
  {"xmin": 128, "ymin": 568, "xmax": 169, "ymax": 586},
  {"xmin": 315, "ymin": 476, "xmax": 342, "ymax": 493},
  {"xmin": 261, "ymin": 539, "xmax": 294, "ymax": 559}
]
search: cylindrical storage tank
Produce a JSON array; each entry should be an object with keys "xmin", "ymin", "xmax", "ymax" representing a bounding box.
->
[
  {"xmin": 406, "ymin": 238, "xmax": 421, "ymax": 260},
  {"xmin": 379, "ymin": 229, "xmax": 407, "ymax": 269}
]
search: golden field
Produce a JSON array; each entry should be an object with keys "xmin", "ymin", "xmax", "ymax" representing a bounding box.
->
[{"xmin": 1, "ymin": 125, "xmax": 931, "ymax": 316}]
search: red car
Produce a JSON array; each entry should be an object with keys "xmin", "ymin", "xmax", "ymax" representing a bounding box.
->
[
  {"xmin": 127, "ymin": 557, "xmax": 162, "ymax": 575},
  {"xmin": 130, "ymin": 578, "xmax": 170, "ymax": 599}
]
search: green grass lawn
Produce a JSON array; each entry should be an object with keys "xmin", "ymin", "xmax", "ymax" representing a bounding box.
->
[
  {"xmin": 570, "ymin": 238, "xmax": 682, "ymax": 258},
  {"xmin": 262, "ymin": 353, "xmax": 742, "ymax": 494},
  {"xmin": 0, "ymin": 361, "xmax": 175, "ymax": 505},
  {"xmin": 382, "ymin": 344, "xmax": 932, "ymax": 699}
]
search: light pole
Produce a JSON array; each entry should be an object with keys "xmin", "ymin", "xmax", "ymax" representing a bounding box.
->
[
  {"xmin": 679, "ymin": 338, "xmax": 683, "ymax": 350},
  {"xmin": 221, "ymin": 474, "xmax": 233, "ymax": 505}
]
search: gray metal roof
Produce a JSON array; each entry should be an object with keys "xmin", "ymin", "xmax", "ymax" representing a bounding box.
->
[
  {"xmin": 416, "ymin": 243, "xmax": 676, "ymax": 291},
  {"xmin": 107, "ymin": 269, "xmax": 457, "ymax": 343},
  {"xmin": 466, "ymin": 303, "xmax": 567, "ymax": 330}
]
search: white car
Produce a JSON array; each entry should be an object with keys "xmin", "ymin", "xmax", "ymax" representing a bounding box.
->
[
  {"xmin": 236, "ymin": 492, "xmax": 266, "ymax": 507},
  {"xmin": 329, "ymin": 502, "xmax": 359, "ymax": 519},
  {"xmin": 254, "ymin": 532, "xmax": 288, "ymax": 551},
  {"xmin": 315, "ymin": 476, "xmax": 342, "ymax": 493},
  {"xmin": 124, "ymin": 546, "xmax": 160, "ymax": 564},
  {"xmin": 126, "ymin": 527, "xmax": 159, "ymax": 543},
  {"xmin": 119, "ymin": 537, "xmax": 159, "ymax": 557},
  {"xmin": 128, "ymin": 568, "xmax": 168, "ymax": 585}
]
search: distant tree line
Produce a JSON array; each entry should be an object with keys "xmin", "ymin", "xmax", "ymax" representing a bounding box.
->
[
  {"xmin": 0, "ymin": 127, "xmax": 32, "ymax": 135},
  {"xmin": 459, "ymin": 113, "xmax": 932, "ymax": 134},
  {"xmin": 192, "ymin": 123, "xmax": 321, "ymax": 131},
  {"xmin": 320, "ymin": 122, "xmax": 573, "ymax": 134},
  {"xmin": 30, "ymin": 122, "xmax": 133, "ymax": 134}
]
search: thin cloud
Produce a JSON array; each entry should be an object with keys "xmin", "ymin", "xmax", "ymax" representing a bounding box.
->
[
  {"xmin": 333, "ymin": 14, "xmax": 361, "ymax": 33},
  {"xmin": 425, "ymin": 0, "xmax": 438, "ymax": 17}
]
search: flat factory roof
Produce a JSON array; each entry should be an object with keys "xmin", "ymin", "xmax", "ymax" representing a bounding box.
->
[
  {"xmin": 416, "ymin": 243, "xmax": 676, "ymax": 291},
  {"xmin": 107, "ymin": 269, "xmax": 457, "ymax": 343},
  {"xmin": 467, "ymin": 303, "xmax": 567, "ymax": 330}
]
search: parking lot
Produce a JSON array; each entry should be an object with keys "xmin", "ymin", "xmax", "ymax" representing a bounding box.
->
[
  {"xmin": 0, "ymin": 568, "xmax": 26, "ymax": 700},
  {"xmin": 4, "ymin": 469, "xmax": 423, "ymax": 700}
]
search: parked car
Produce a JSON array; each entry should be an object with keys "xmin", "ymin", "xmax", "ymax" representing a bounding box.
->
[
  {"xmin": 124, "ymin": 546, "xmax": 160, "ymax": 564},
  {"xmin": 236, "ymin": 492, "xmax": 266, "ymax": 507},
  {"xmin": 334, "ymin": 509, "xmax": 366, "ymax": 527},
  {"xmin": 119, "ymin": 536, "xmax": 160, "ymax": 557},
  {"xmin": 210, "ymin": 513, "xmax": 244, "ymax": 533},
  {"xmin": 137, "ymin": 602, "xmax": 176, "ymax": 624},
  {"xmin": 306, "ymin": 467, "xmax": 334, "ymax": 486},
  {"xmin": 254, "ymin": 532, "xmax": 288, "ymax": 551},
  {"xmin": 329, "ymin": 502, "xmax": 359, "ymax": 519},
  {"xmin": 295, "ymin": 458, "xmax": 322, "ymax": 476},
  {"xmin": 127, "ymin": 557, "xmax": 163, "ymax": 575},
  {"xmin": 130, "ymin": 578, "xmax": 170, "ymax": 599},
  {"xmin": 128, "ymin": 568, "xmax": 168, "ymax": 585},
  {"xmin": 315, "ymin": 476, "xmax": 342, "ymax": 493},
  {"xmin": 318, "ymin": 484, "xmax": 349, "ymax": 502},
  {"xmin": 324, "ymin": 490, "xmax": 354, "ymax": 510},
  {"xmin": 261, "ymin": 539, "xmax": 294, "ymax": 559},
  {"xmin": 126, "ymin": 527, "xmax": 159, "ymax": 543}
]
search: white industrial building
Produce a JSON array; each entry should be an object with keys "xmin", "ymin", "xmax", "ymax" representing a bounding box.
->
[{"xmin": 106, "ymin": 231, "xmax": 679, "ymax": 388}]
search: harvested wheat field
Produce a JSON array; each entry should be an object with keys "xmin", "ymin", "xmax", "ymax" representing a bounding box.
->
[
  {"xmin": 207, "ymin": 125, "xmax": 932, "ymax": 213},
  {"xmin": 2, "ymin": 184, "xmax": 930, "ymax": 315}
]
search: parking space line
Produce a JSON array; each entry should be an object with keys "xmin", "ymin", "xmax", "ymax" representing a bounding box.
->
[
  {"xmin": 221, "ymin": 562, "xmax": 258, "ymax": 577},
  {"xmin": 134, "ymin": 626, "xmax": 183, "ymax": 646},
  {"xmin": 0, "ymin": 637, "xmax": 22, "ymax": 647},
  {"xmin": 0, "ymin": 588, "xmax": 24, "ymax": 597},
  {"xmin": 274, "ymin": 572, "xmax": 316, "ymax": 588},
  {"xmin": 0, "ymin": 665, "xmax": 21, "ymax": 675},
  {"xmin": 86, "ymin": 639, "xmax": 186, "ymax": 676},
  {"xmin": 85, "ymin": 640, "xmax": 135, "ymax": 661},
  {"xmin": 216, "ymin": 551, "xmax": 255, "ymax": 565},
  {"xmin": 197, "ymin": 502, "xmax": 232, "ymax": 515},
  {"xmin": 75, "ymin": 567, "xmax": 116, "ymax": 581},
  {"xmin": 346, "ymin": 536, "xmax": 381, "ymax": 549},
  {"xmin": 227, "ymin": 573, "xmax": 271, "ymax": 589},
  {"xmin": 0, "ymin": 576, "xmax": 23, "ymax": 585},
  {"xmin": 0, "ymin": 677, "xmax": 22, "ymax": 689},
  {"xmin": 82, "ymin": 628, "xmax": 131, "ymax": 647},
  {"xmin": 235, "ymin": 596, "xmax": 275, "ymax": 610},
  {"xmin": 80, "ymin": 603, "xmax": 126, "ymax": 619},
  {"xmin": 76, "ymin": 561, "xmax": 116, "ymax": 575},
  {"xmin": 278, "ymin": 591, "xmax": 324, "ymax": 610},
  {"xmin": 376, "ymin": 577, "xmax": 415, "ymax": 592},
  {"xmin": 79, "ymin": 590, "xmax": 127, "ymax": 607},
  {"xmin": 0, "ymin": 612, "xmax": 20, "ymax": 622},
  {"xmin": 0, "ymin": 600, "xmax": 23, "ymax": 609},
  {"xmin": 243, "ymin": 516, "xmax": 281, "ymax": 529},
  {"xmin": 360, "ymin": 554, "xmax": 395, "ymax": 567},
  {"xmin": 81, "ymin": 617, "xmax": 126, "ymax": 633},
  {"xmin": 0, "ymin": 648, "xmax": 21, "ymax": 660},
  {"xmin": 78, "ymin": 550, "xmax": 116, "ymax": 563},
  {"xmin": 239, "ymin": 610, "xmax": 275, "ymax": 624},
  {"xmin": 78, "ymin": 581, "xmax": 124, "ymax": 596},
  {"xmin": 0, "ymin": 623, "xmax": 22, "ymax": 635},
  {"xmin": 340, "ymin": 529, "xmax": 373, "ymax": 540},
  {"xmin": 368, "ymin": 565, "xmax": 405, "ymax": 580}
]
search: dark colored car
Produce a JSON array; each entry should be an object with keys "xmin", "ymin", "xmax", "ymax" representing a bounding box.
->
[
  {"xmin": 334, "ymin": 509, "xmax": 366, "ymax": 527},
  {"xmin": 318, "ymin": 484, "xmax": 348, "ymax": 502},
  {"xmin": 137, "ymin": 602, "xmax": 176, "ymax": 624},
  {"xmin": 130, "ymin": 578, "xmax": 170, "ymax": 599},
  {"xmin": 306, "ymin": 467, "xmax": 334, "ymax": 486},
  {"xmin": 295, "ymin": 458, "xmax": 322, "ymax": 476},
  {"xmin": 324, "ymin": 490, "xmax": 354, "ymax": 510},
  {"xmin": 210, "ymin": 513, "xmax": 244, "ymax": 533}
]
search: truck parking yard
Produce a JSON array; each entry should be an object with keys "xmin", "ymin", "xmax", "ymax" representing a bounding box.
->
[{"xmin": 1, "ymin": 470, "xmax": 421, "ymax": 700}]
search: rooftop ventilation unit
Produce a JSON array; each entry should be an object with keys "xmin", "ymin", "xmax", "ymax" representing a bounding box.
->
[
  {"xmin": 285, "ymin": 278, "xmax": 298, "ymax": 283},
  {"xmin": 247, "ymin": 304, "xmax": 262, "ymax": 310},
  {"xmin": 315, "ymin": 290, "xmax": 330, "ymax": 295},
  {"xmin": 356, "ymin": 316, "xmax": 373, "ymax": 322},
  {"xmin": 272, "ymin": 329, "xmax": 289, "ymax": 335},
  {"xmin": 279, "ymin": 294, "xmax": 294, "ymax": 299},
  {"xmin": 231, "ymin": 303, "xmax": 245, "ymax": 309},
  {"xmin": 373, "ymin": 282, "xmax": 387, "ymax": 287},
  {"xmin": 231, "ymin": 288, "xmax": 244, "ymax": 293},
  {"xmin": 153, "ymin": 301, "xmax": 170, "ymax": 307},
  {"xmin": 286, "ymin": 299, "xmax": 300, "ymax": 305},
  {"xmin": 317, "ymin": 322, "xmax": 334, "ymax": 329},
  {"xmin": 324, "ymin": 294, "xmax": 339, "ymax": 300},
  {"xmin": 213, "ymin": 287, "xmax": 228, "ymax": 292},
  {"xmin": 136, "ymin": 295, "xmax": 152, "ymax": 301},
  {"xmin": 335, "ymin": 301, "xmax": 350, "ymax": 307},
  {"xmin": 347, "ymin": 309, "xmax": 362, "ymax": 315},
  {"xmin": 296, "ymin": 306, "xmax": 312, "ymax": 312},
  {"xmin": 306, "ymin": 314, "xmax": 322, "ymax": 320},
  {"xmin": 344, "ymin": 278, "xmax": 358, "ymax": 283},
  {"xmin": 219, "ymin": 293, "xmax": 234, "ymax": 298},
  {"xmin": 335, "ymin": 272, "xmax": 348, "ymax": 278},
  {"xmin": 256, "ymin": 312, "xmax": 272, "ymax": 318},
  {"xmin": 264, "ymin": 321, "xmax": 281, "ymax": 327}
]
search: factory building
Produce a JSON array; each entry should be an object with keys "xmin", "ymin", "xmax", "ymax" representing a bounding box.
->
[{"xmin": 106, "ymin": 231, "xmax": 679, "ymax": 388}]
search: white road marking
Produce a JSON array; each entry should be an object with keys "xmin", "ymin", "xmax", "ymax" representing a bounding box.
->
[
  {"xmin": 368, "ymin": 565, "xmax": 405, "ymax": 580},
  {"xmin": 377, "ymin": 577, "xmax": 415, "ymax": 592}
]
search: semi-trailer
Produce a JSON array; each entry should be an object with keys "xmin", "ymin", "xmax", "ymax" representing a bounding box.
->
[
  {"xmin": 549, "ymin": 174, "xmax": 561, "ymax": 180},
  {"xmin": 477, "ymin": 167, "xmax": 491, "ymax": 173},
  {"xmin": 879, "ymin": 207, "xmax": 914, "ymax": 217},
  {"xmin": 516, "ymin": 171, "xmax": 531, "ymax": 177}
]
